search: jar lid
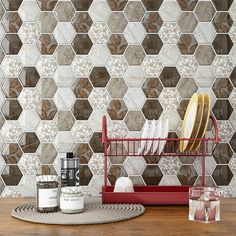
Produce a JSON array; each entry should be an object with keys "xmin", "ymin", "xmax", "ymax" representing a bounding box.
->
[
  {"xmin": 36, "ymin": 175, "xmax": 58, "ymax": 182},
  {"xmin": 61, "ymin": 187, "xmax": 82, "ymax": 195}
]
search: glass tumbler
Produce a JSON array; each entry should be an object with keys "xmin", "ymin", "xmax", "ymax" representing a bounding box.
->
[{"xmin": 189, "ymin": 187, "xmax": 220, "ymax": 223}]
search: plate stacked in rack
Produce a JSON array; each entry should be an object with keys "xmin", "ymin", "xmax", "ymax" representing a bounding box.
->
[
  {"xmin": 138, "ymin": 118, "xmax": 169, "ymax": 155},
  {"xmin": 179, "ymin": 93, "xmax": 210, "ymax": 152}
]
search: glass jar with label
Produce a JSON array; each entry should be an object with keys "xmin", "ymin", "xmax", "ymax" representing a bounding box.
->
[
  {"xmin": 36, "ymin": 175, "xmax": 59, "ymax": 213},
  {"xmin": 60, "ymin": 187, "xmax": 84, "ymax": 214}
]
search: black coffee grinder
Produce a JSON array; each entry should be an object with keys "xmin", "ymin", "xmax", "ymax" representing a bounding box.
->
[{"xmin": 61, "ymin": 153, "xmax": 79, "ymax": 187}]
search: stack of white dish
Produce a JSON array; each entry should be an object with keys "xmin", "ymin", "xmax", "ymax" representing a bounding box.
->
[
  {"xmin": 179, "ymin": 93, "xmax": 211, "ymax": 152},
  {"xmin": 137, "ymin": 118, "xmax": 169, "ymax": 155}
]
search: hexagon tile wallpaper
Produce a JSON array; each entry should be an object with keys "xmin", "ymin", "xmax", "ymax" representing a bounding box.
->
[{"xmin": 0, "ymin": 0, "xmax": 236, "ymax": 197}]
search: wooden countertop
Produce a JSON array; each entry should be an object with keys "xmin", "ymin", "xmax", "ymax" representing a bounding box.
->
[{"xmin": 0, "ymin": 198, "xmax": 236, "ymax": 236}]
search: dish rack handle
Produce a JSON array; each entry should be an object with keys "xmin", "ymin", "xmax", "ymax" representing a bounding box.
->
[
  {"xmin": 210, "ymin": 114, "xmax": 219, "ymax": 143},
  {"xmin": 102, "ymin": 115, "xmax": 107, "ymax": 143}
]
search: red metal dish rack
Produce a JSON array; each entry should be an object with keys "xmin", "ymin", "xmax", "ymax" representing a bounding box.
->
[{"xmin": 102, "ymin": 115, "xmax": 219, "ymax": 205}]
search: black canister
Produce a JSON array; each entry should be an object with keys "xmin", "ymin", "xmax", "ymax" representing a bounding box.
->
[{"xmin": 61, "ymin": 153, "xmax": 79, "ymax": 187}]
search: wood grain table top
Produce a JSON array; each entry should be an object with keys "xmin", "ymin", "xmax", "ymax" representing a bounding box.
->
[{"xmin": 0, "ymin": 197, "xmax": 236, "ymax": 236}]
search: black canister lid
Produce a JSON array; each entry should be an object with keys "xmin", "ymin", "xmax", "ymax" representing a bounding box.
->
[{"xmin": 66, "ymin": 152, "xmax": 74, "ymax": 158}]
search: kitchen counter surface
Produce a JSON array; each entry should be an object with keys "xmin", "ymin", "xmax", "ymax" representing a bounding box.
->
[{"xmin": 0, "ymin": 197, "xmax": 236, "ymax": 236}]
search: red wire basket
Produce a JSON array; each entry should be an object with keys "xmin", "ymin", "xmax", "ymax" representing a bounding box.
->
[{"xmin": 102, "ymin": 115, "xmax": 219, "ymax": 205}]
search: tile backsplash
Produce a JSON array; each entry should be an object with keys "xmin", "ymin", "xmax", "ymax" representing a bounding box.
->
[{"xmin": 0, "ymin": 0, "xmax": 236, "ymax": 197}]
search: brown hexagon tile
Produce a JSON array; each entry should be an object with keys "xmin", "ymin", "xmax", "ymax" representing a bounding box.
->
[
  {"xmin": 124, "ymin": 45, "xmax": 145, "ymax": 65},
  {"xmin": 19, "ymin": 67, "xmax": 40, "ymax": 87},
  {"xmin": 177, "ymin": 0, "xmax": 198, "ymax": 11},
  {"xmin": 212, "ymin": 0, "xmax": 234, "ymax": 11},
  {"xmin": 54, "ymin": 110, "xmax": 75, "ymax": 131},
  {"xmin": 37, "ymin": 34, "xmax": 58, "ymax": 55},
  {"xmin": 73, "ymin": 143, "xmax": 93, "ymax": 164},
  {"xmin": 0, "ymin": 113, "xmax": 5, "ymax": 130},
  {"xmin": 72, "ymin": 12, "xmax": 93, "ymax": 33},
  {"xmin": 194, "ymin": 45, "xmax": 216, "ymax": 65},
  {"xmin": 212, "ymin": 34, "xmax": 233, "ymax": 54},
  {"xmin": 159, "ymin": 67, "xmax": 180, "ymax": 87},
  {"xmin": 1, "ymin": 165, "xmax": 22, "ymax": 185},
  {"xmin": 19, "ymin": 132, "xmax": 40, "ymax": 153},
  {"xmin": 71, "ymin": 0, "xmax": 92, "ymax": 11},
  {"xmin": 107, "ymin": 0, "xmax": 127, "ymax": 11},
  {"xmin": 37, "ymin": 12, "xmax": 57, "ymax": 33},
  {"xmin": 177, "ymin": 165, "xmax": 198, "ymax": 185},
  {"xmin": 141, "ymin": 0, "xmax": 163, "ymax": 11},
  {"xmin": 142, "ymin": 100, "xmax": 163, "ymax": 120},
  {"xmin": 107, "ymin": 12, "xmax": 128, "ymax": 33},
  {"xmin": 54, "ymin": 45, "xmax": 75, "ymax": 65},
  {"xmin": 230, "ymin": 68, "xmax": 236, "ymax": 87},
  {"xmin": 107, "ymin": 34, "xmax": 128, "ymax": 55},
  {"xmin": 212, "ymin": 12, "xmax": 233, "ymax": 33},
  {"xmin": 124, "ymin": 1, "xmax": 145, "ymax": 22},
  {"xmin": 142, "ymin": 165, "xmax": 163, "ymax": 185},
  {"xmin": 0, "ymin": 46, "xmax": 4, "ymax": 63},
  {"xmin": 39, "ymin": 165, "xmax": 57, "ymax": 175},
  {"xmin": 177, "ymin": 99, "xmax": 189, "ymax": 120},
  {"xmin": 108, "ymin": 165, "xmax": 128, "ymax": 185},
  {"xmin": 177, "ymin": 78, "xmax": 198, "ymax": 98},
  {"xmin": 89, "ymin": 67, "xmax": 110, "ymax": 87},
  {"xmin": 54, "ymin": 1, "xmax": 75, "ymax": 22},
  {"xmin": 177, "ymin": 34, "xmax": 198, "ymax": 55},
  {"xmin": 142, "ymin": 78, "xmax": 163, "ymax": 98},
  {"xmin": 143, "ymin": 154, "xmax": 161, "ymax": 164},
  {"xmin": 2, "ymin": 12, "xmax": 23, "ymax": 33},
  {"xmin": 79, "ymin": 165, "xmax": 93, "ymax": 186},
  {"xmin": 72, "ymin": 100, "xmax": 93, "ymax": 120},
  {"xmin": 124, "ymin": 110, "xmax": 145, "ymax": 131},
  {"xmin": 73, "ymin": 78, "xmax": 93, "ymax": 98},
  {"xmin": 37, "ymin": 99, "xmax": 58, "ymax": 120},
  {"xmin": 142, "ymin": 12, "xmax": 163, "ymax": 33},
  {"xmin": 179, "ymin": 156, "xmax": 196, "ymax": 164},
  {"xmin": 212, "ymin": 100, "xmax": 233, "ymax": 120},
  {"xmin": 194, "ymin": 1, "xmax": 216, "ymax": 22},
  {"xmin": 212, "ymin": 78, "xmax": 233, "ymax": 98},
  {"xmin": 1, "ymin": 100, "xmax": 22, "ymax": 120},
  {"xmin": 2, "ymin": 78, "xmax": 23, "ymax": 98},
  {"xmin": 1, "ymin": 34, "xmax": 22, "ymax": 55},
  {"xmin": 230, "ymin": 133, "xmax": 236, "ymax": 153},
  {"xmin": 108, "ymin": 143, "xmax": 127, "ymax": 164},
  {"xmin": 178, "ymin": 12, "xmax": 198, "ymax": 33},
  {"xmin": 2, "ymin": 144, "xmax": 23, "ymax": 164},
  {"xmin": 36, "ymin": 0, "xmax": 57, "ymax": 11},
  {"xmin": 213, "ymin": 143, "xmax": 233, "ymax": 164},
  {"xmin": 107, "ymin": 78, "xmax": 127, "ymax": 98},
  {"xmin": 89, "ymin": 132, "xmax": 103, "ymax": 153},
  {"xmin": 212, "ymin": 165, "xmax": 233, "ymax": 185},
  {"xmin": 37, "ymin": 78, "xmax": 57, "ymax": 98},
  {"xmin": 142, "ymin": 34, "xmax": 163, "ymax": 55},
  {"xmin": 107, "ymin": 99, "xmax": 128, "ymax": 120},
  {"xmin": 37, "ymin": 143, "xmax": 57, "ymax": 164},
  {"xmin": 72, "ymin": 34, "xmax": 93, "ymax": 55},
  {"xmin": 2, "ymin": 0, "xmax": 23, "ymax": 10}
]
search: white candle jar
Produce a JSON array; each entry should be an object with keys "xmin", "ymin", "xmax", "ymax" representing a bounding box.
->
[{"xmin": 60, "ymin": 187, "xmax": 84, "ymax": 214}]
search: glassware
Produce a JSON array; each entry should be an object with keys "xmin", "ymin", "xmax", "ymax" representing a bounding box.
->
[{"xmin": 189, "ymin": 186, "xmax": 220, "ymax": 223}]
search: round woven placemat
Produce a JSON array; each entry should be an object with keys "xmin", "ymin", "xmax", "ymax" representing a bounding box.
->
[{"xmin": 11, "ymin": 198, "xmax": 145, "ymax": 225}]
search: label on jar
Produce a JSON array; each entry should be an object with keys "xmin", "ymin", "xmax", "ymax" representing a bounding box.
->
[
  {"xmin": 60, "ymin": 196, "xmax": 84, "ymax": 210},
  {"xmin": 38, "ymin": 188, "xmax": 58, "ymax": 208}
]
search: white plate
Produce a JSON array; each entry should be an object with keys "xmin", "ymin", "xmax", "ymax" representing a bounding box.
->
[
  {"xmin": 152, "ymin": 119, "xmax": 162, "ymax": 155},
  {"xmin": 144, "ymin": 120, "xmax": 156, "ymax": 155},
  {"xmin": 138, "ymin": 120, "xmax": 149, "ymax": 155},
  {"xmin": 158, "ymin": 119, "xmax": 169, "ymax": 155}
]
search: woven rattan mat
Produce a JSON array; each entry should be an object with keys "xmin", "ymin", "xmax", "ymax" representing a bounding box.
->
[{"xmin": 11, "ymin": 198, "xmax": 145, "ymax": 225}]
